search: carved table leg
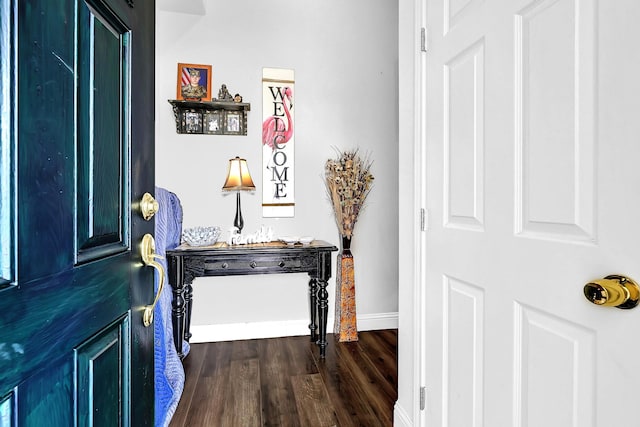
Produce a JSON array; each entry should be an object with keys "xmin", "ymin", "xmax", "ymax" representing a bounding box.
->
[
  {"xmin": 308, "ymin": 278, "xmax": 318, "ymax": 342},
  {"xmin": 168, "ymin": 255, "xmax": 186, "ymax": 359},
  {"xmin": 184, "ymin": 283, "xmax": 193, "ymax": 343},
  {"xmin": 316, "ymin": 250, "xmax": 333, "ymax": 358},
  {"xmin": 317, "ymin": 277, "xmax": 329, "ymax": 358}
]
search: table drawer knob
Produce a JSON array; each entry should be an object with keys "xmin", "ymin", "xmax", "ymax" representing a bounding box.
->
[
  {"xmin": 221, "ymin": 262, "xmax": 228, "ymax": 269},
  {"xmin": 250, "ymin": 261, "xmax": 257, "ymax": 268},
  {"xmin": 279, "ymin": 261, "xmax": 285, "ymax": 268}
]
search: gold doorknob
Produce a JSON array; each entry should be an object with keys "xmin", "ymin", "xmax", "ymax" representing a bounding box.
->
[
  {"xmin": 141, "ymin": 233, "xmax": 165, "ymax": 326},
  {"xmin": 583, "ymin": 274, "xmax": 640, "ymax": 309},
  {"xmin": 140, "ymin": 192, "xmax": 159, "ymax": 221}
]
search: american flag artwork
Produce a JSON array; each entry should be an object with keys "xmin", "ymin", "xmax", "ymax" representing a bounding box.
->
[{"xmin": 181, "ymin": 67, "xmax": 191, "ymax": 86}]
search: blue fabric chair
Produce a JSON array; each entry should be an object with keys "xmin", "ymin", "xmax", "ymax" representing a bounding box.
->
[{"xmin": 153, "ymin": 187, "xmax": 190, "ymax": 427}]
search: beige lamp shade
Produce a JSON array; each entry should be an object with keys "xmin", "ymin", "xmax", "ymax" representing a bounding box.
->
[{"xmin": 222, "ymin": 156, "xmax": 255, "ymax": 191}]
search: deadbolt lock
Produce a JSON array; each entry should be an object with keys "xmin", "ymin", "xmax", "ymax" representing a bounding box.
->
[{"xmin": 140, "ymin": 192, "xmax": 159, "ymax": 221}]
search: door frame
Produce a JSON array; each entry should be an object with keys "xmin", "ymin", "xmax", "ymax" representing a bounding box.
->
[{"xmin": 397, "ymin": 0, "xmax": 426, "ymax": 426}]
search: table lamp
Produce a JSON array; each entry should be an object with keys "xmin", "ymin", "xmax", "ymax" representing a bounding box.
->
[{"xmin": 222, "ymin": 156, "xmax": 255, "ymax": 233}]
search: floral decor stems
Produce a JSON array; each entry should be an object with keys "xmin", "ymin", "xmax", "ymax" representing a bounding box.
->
[{"xmin": 324, "ymin": 149, "xmax": 374, "ymax": 239}]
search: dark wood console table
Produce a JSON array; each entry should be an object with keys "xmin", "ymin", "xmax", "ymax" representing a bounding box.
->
[{"xmin": 165, "ymin": 240, "xmax": 338, "ymax": 359}]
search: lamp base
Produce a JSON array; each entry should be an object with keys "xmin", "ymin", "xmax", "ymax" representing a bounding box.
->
[{"xmin": 234, "ymin": 191, "xmax": 244, "ymax": 233}]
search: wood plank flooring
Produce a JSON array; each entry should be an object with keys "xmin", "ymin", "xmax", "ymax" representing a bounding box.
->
[{"xmin": 170, "ymin": 329, "xmax": 397, "ymax": 427}]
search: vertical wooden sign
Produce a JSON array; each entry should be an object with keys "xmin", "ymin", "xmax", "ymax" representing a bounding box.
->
[{"xmin": 262, "ymin": 68, "xmax": 295, "ymax": 217}]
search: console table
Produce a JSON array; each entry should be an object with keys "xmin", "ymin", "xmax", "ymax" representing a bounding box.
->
[{"xmin": 165, "ymin": 240, "xmax": 338, "ymax": 358}]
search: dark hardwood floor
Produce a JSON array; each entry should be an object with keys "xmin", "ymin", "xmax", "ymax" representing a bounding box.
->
[{"xmin": 169, "ymin": 329, "xmax": 398, "ymax": 427}]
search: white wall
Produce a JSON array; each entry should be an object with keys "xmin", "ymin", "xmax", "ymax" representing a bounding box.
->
[{"xmin": 155, "ymin": 1, "xmax": 399, "ymax": 340}]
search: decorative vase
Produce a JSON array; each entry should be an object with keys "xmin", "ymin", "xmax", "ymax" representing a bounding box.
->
[{"xmin": 334, "ymin": 235, "xmax": 358, "ymax": 342}]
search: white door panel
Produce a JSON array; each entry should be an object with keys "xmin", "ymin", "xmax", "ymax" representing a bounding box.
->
[{"xmin": 422, "ymin": 0, "xmax": 640, "ymax": 426}]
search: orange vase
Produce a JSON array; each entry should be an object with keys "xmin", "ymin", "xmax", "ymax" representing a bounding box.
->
[{"xmin": 334, "ymin": 236, "xmax": 358, "ymax": 342}]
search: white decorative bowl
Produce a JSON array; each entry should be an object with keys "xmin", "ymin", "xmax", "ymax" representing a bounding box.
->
[
  {"xmin": 280, "ymin": 235, "xmax": 300, "ymax": 246},
  {"xmin": 299, "ymin": 236, "xmax": 314, "ymax": 245},
  {"xmin": 182, "ymin": 226, "xmax": 221, "ymax": 246}
]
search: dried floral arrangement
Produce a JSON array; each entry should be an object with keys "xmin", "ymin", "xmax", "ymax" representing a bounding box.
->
[{"xmin": 324, "ymin": 149, "xmax": 374, "ymax": 238}]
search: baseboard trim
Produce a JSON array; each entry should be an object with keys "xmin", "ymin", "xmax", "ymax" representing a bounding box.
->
[
  {"xmin": 393, "ymin": 401, "xmax": 413, "ymax": 427},
  {"xmin": 190, "ymin": 312, "xmax": 398, "ymax": 343}
]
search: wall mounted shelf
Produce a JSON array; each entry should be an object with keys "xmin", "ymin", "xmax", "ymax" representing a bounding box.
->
[{"xmin": 168, "ymin": 99, "xmax": 250, "ymax": 135}]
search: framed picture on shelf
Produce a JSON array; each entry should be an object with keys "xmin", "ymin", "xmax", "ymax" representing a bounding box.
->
[
  {"xmin": 176, "ymin": 63, "xmax": 212, "ymax": 101},
  {"xmin": 182, "ymin": 111, "xmax": 203, "ymax": 133},
  {"xmin": 204, "ymin": 111, "xmax": 223, "ymax": 135},
  {"xmin": 224, "ymin": 111, "xmax": 243, "ymax": 135}
]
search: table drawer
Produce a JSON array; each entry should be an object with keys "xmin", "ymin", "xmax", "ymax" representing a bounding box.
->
[{"xmin": 203, "ymin": 254, "xmax": 317, "ymax": 275}]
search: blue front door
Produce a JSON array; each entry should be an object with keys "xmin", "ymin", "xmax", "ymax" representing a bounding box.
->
[{"xmin": 0, "ymin": 0, "xmax": 156, "ymax": 425}]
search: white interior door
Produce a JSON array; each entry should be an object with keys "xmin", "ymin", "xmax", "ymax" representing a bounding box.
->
[{"xmin": 421, "ymin": 1, "xmax": 640, "ymax": 426}]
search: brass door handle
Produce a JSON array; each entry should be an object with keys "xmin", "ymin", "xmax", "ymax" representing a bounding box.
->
[
  {"xmin": 583, "ymin": 274, "xmax": 640, "ymax": 309},
  {"xmin": 141, "ymin": 233, "xmax": 165, "ymax": 326},
  {"xmin": 140, "ymin": 192, "xmax": 159, "ymax": 221}
]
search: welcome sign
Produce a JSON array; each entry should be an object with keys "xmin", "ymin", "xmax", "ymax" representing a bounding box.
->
[{"xmin": 262, "ymin": 68, "xmax": 295, "ymax": 217}]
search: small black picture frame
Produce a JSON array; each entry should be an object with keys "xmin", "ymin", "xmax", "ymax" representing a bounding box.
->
[
  {"xmin": 224, "ymin": 111, "xmax": 243, "ymax": 135},
  {"xmin": 204, "ymin": 111, "xmax": 223, "ymax": 135},
  {"xmin": 182, "ymin": 111, "xmax": 203, "ymax": 134}
]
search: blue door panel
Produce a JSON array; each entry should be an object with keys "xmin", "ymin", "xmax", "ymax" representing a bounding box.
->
[{"xmin": 0, "ymin": 0, "xmax": 155, "ymax": 424}]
